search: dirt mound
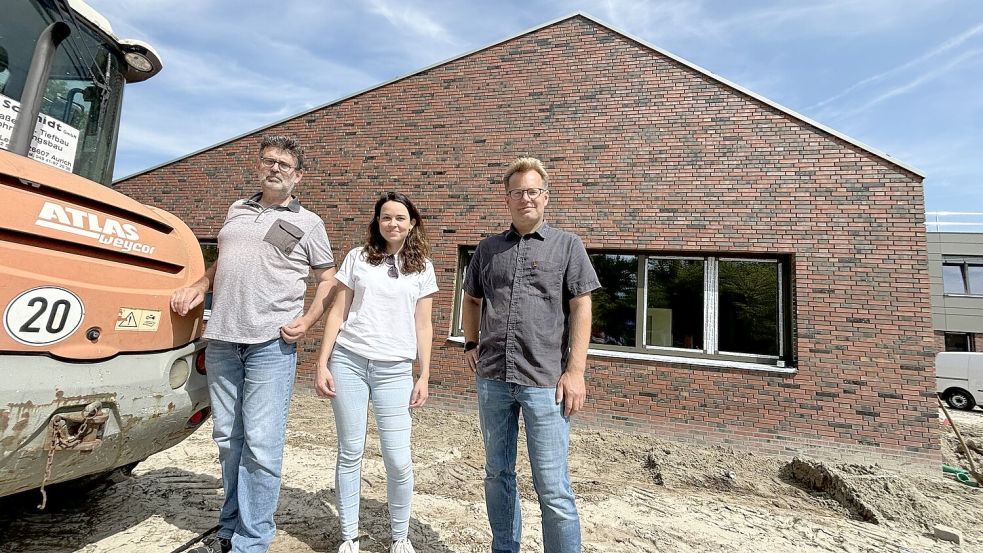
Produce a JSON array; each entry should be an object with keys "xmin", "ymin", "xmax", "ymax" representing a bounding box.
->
[{"xmin": 784, "ymin": 459, "xmax": 880, "ymax": 523}]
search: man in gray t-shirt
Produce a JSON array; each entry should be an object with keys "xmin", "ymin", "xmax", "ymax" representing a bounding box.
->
[
  {"xmin": 462, "ymin": 157, "xmax": 599, "ymax": 553},
  {"xmin": 171, "ymin": 135, "xmax": 336, "ymax": 553}
]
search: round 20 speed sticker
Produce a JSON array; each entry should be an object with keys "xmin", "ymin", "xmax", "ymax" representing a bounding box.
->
[{"xmin": 3, "ymin": 287, "xmax": 85, "ymax": 346}]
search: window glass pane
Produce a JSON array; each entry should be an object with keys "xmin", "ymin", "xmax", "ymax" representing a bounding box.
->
[
  {"xmin": 945, "ymin": 333, "xmax": 971, "ymax": 352},
  {"xmin": 943, "ymin": 264, "xmax": 966, "ymax": 294},
  {"xmin": 968, "ymin": 265, "xmax": 983, "ymax": 295},
  {"xmin": 719, "ymin": 260, "xmax": 779, "ymax": 356},
  {"xmin": 646, "ymin": 258, "xmax": 704, "ymax": 349},
  {"xmin": 200, "ymin": 242, "xmax": 218, "ymax": 313},
  {"xmin": 589, "ymin": 254, "xmax": 637, "ymax": 347},
  {"xmin": 201, "ymin": 243, "xmax": 218, "ymax": 269},
  {"xmin": 455, "ymin": 249, "xmax": 475, "ymax": 334}
]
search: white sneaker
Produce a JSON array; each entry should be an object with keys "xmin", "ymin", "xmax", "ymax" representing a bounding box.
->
[
  {"xmin": 390, "ymin": 538, "xmax": 416, "ymax": 553},
  {"xmin": 338, "ymin": 538, "xmax": 359, "ymax": 553}
]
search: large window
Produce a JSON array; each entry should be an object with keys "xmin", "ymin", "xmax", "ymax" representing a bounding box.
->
[
  {"xmin": 452, "ymin": 248, "xmax": 793, "ymax": 367},
  {"xmin": 943, "ymin": 256, "xmax": 983, "ymax": 296}
]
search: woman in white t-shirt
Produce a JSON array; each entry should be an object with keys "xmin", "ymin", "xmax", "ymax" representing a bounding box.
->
[{"xmin": 314, "ymin": 191, "xmax": 437, "ymax": 553}]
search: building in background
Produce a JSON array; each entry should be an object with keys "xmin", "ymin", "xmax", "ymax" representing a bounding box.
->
[
  {"xmin": 927, "ymin": 213, "xmax": 983, "ymax": 352},
  {"xmin": 116, "ymin": 14, "xmax": 938, "ymax": 469}
]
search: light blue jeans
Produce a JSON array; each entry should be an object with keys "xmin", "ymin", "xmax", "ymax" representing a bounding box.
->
[
  {"xmin": 330, "ymin": 346, "xmax": 415, "ymax": 541},
  {"xmin": 476, "ymin": 377, "xmax": 581, "ymax": 553},
  {"xmin": 206, "ymin": 338, "xmax": 297, "ymax": 553}
]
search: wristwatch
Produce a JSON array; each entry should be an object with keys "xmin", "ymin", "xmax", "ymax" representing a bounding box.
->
[{"xmin": 464, "ymin": 341, "xmax": 478, "ymax": 352}]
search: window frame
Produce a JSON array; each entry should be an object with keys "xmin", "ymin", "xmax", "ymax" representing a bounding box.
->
[
  {"xmin": 451, "ymin": 246, "xmax": 794, "ymax": 368},
  {"xmin": 942, "ymin": 256, "xmax": 983, "ymax": 297},
  {"xmin": 944, "ymin": 332, "xmax": 975, "ymax": 352},
  {"xmin": 450, "ymin": 246, "xmax": 475, "ymax": 337},
  {"xmin": 639, "ymin": 254, "xmax": 706, "ymax": 355}
]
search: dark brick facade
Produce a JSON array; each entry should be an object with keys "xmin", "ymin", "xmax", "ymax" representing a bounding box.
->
[{"xmin": 117, "ymin": 16, "xmax": 938, "ymax": 468}]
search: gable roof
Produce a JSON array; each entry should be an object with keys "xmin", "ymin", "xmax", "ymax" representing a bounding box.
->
[{"xmin": 117, "ymin": 12, "xmax": 923, "ymax": 182}]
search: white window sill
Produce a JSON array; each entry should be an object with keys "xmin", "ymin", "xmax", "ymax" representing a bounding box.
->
[{"xmin": 445, "ymin": 336, "xmax": 796, "ymax": 374}]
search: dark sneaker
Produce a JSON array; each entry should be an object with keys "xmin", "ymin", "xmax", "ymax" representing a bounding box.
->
[{"xmin": 190, "ymin": 536, "xmax": 232, "ymax": 553}]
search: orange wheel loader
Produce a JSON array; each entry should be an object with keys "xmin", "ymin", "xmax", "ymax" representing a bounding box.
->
[{"xmin": 0, "ymin": 0, "xmax": 208, "ymax": 499}]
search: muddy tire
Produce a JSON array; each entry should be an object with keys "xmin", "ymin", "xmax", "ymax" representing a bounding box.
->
[{"xmin": 945, "ymin": 389, "xmax": 977, "ymax": 411}]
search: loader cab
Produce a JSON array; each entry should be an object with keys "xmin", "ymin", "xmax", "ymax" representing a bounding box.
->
[{"xmin": 0, "ymin": 0, "xmax": 161, "ymax": 185}]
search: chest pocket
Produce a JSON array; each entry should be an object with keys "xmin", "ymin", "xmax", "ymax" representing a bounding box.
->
[
  {"xmin": 527, "ymin": 260, "xmax": 563, "ymax": 297},
  {"xmin": 263, "ymin": 220, "xmax": 305, "ymax": 255}
]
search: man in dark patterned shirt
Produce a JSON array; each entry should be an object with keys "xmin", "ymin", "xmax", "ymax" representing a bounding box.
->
[{"xmin": 462, "ymin": 157, "xmax": 600, "ymax": 553}]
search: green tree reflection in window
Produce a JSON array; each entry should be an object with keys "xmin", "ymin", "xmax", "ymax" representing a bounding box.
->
[
  {"xmin": 646, "ymin": 258, "xmax": 704, "ymax": 349},
  {"xmin": 718, "ymin": 260, "xmax": 779, "ymax": 356},
  {"xmin": 589, "ymin": 254, "xmax": 637, "ymax": 347}
]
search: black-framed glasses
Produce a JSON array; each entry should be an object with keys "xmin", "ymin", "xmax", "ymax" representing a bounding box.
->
[
  {"xmin": 260, "ymin": 157, "xmax": 297, "ymax": 172},
  {"xmin": 385, "ymin": 254, "xmax": 399, "ymax": 279},
  {"xmin": 505, "ymin": 188, "xmax": 546, "ymax": 200}
]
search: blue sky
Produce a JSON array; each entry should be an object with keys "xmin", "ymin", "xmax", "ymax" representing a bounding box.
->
[{"xmin": 87, "ymin": 0, "xmax": 983, "ymax": 215}]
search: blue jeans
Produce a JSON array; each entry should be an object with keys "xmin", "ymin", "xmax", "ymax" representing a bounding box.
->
[
  {"xmin": 476, "ymin": 377, "xmax": 581, "ymax": 553},
  {"xmin": 330, "ymin": 346, "xmax": 415, "ymax": 541},
  {"xmin": 206, "ymin": 338, "xmax": 297, "ymax": 553}
]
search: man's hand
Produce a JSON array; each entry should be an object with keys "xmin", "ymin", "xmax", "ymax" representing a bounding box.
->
[
  {"xmin": 409, "ymin": 377, "xmax": 429, "ymax": 408},
  {"xmin": 464, "ymin": 348, "xmax": 478, "ymax": 373},
  {"xmin": 280, "ymin": 317, "xmax": 311, "ymax": 344},
  {"xmin": 313, "ymin": 360, "xmax": 336, "ymax": 398},
  {"xmin": 555, "ymin": 370, "xmax": 586, "ymax": 417},
  {"xmin": 170, "ymin": 287, "xmax": 205, "ymax": 316}
]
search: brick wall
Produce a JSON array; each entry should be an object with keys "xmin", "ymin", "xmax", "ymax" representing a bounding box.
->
[{"xmin": 117, "ymin": 16, "xmax": 938, "ymax": 469}]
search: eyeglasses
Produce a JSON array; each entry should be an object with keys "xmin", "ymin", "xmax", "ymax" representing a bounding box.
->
[
  {"xmin": 505, "ymin": 188, "xmax": 547, "ymax": 200},
  {"xmin": 385, "ymin": 254, "xmax": 399, "ymax": 279},
  {"xmin": 260, "ymin": 157, "xmax": 297, "ymax": 172}
]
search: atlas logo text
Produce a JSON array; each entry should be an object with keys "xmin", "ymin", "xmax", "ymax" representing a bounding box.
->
[{"xmin": 35, "ymin": 201, "xmax": 156, "ymax": 254}]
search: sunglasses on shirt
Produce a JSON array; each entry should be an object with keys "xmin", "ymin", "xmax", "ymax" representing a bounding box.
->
[{"xmin": 385, "ymin": 254, "xmax": 399, "ymax": 279}]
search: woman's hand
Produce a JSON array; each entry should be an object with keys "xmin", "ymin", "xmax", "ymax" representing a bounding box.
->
[
  {"xmin": 409, "ymin": 377, "xmax": 429, "ymax": 408},
  {"xmin": 314, "ymin": 358, "xmax": 336, "ymax": 399}
]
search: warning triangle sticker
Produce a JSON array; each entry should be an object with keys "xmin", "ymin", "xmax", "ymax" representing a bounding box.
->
[{"xmin": 118, "ymin": 312, "xmax": 138, "ymax": 328}]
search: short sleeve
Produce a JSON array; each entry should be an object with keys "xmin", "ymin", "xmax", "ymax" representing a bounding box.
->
[
  {"xmin": 565, "ymin": 235, "xmax": 601, "ymax": 297},
  {"xmin": 224, "ymin": 200, "xmax": 242, "ymax": 222},
  {"xmin": 418, "ymin": 260, "xmax": 439, "ymax": 299},
  {"xmin": 463, "ymin": 246, "xmax": 483, "ymax": 298},
  {"xmin": 335, "ymin": 248, "xmax": 360, "ymax": 289},
  {"xmin": 303, "ymin": 220, "xmax": 335, "ymax": 269}
]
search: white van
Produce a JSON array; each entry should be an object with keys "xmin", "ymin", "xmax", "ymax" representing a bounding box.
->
[{"xmin": 937, "ymin": 351, "xmax": 983, "ymax": 410}]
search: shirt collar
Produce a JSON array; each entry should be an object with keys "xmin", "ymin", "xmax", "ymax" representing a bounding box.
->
[
  {"xmin": 506, "ymin": 221, "xmax": 552, "ymax": 241},
  {"xmin": 246, "ymin": 192, "xmax": 301, "ymax": 212}
]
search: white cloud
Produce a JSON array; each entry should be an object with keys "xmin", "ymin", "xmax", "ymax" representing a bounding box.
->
[
  {"xmin": 366, "ymin": 0, "xmax": 457, "ymax": 43},
  {"xmin": 820, "ymin": 48, "xmax": 983, "ymax": 121},
  {"xmin": 810, "ymin": 22, "xmax": 983, "ymax": 110},
  {"xmin": 575, "ymin": 0, "xmax": 952, "ymax": 45}
]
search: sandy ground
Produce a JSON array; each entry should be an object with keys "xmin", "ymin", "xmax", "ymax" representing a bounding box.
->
[{"xmin": 1, "ymin": 395, "xmax": 981, "ymax": 553}]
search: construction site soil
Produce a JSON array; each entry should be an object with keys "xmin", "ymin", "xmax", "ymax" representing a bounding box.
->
[{"xmin": 2, "ymin": 395, "xmax": 981, "ymax": 552}]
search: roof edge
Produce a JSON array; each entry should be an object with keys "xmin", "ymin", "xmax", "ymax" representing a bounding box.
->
[{"xmin": 115, "ymin": 11, "xmax": 924, "ymax": 183}]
